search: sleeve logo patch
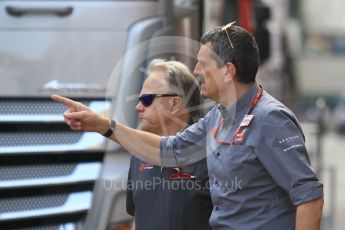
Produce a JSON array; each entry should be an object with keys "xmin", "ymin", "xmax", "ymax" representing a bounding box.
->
[
  {"xmin": 278, "ymin": 135, "xmax": 300, "ymax": 144},
  {"xmin": 283, "ymin": 144, "xmax": 303, "ymax": 152},
  {"xmin": 278, "ymin": 136, "xmax": 304, "ymax": 152}
]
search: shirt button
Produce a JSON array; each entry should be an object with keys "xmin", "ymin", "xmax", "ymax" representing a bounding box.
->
[
  {"xmin": 216, "ymin": 152, "xmax": 220, "ymax": 157},
  {"xmin": 215, "ymin": 206, "xmax": 219, "ymax": 211}
]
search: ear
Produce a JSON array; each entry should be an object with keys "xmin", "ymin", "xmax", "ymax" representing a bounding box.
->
[
  {"xmin": 224, "ymin": 62, "xmax": 236, "ymax": 83},
  {"xmin": 169, "ymin": 96, "xmax": 183, "ymax": 115}
]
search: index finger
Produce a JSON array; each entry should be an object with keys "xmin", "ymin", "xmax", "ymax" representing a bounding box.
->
[{"xmin": 51, "ymin": 95, "xmax": 78, "ymax": 108}]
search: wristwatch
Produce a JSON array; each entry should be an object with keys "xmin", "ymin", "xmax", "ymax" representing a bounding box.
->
[{"xmin": 102, "ymin": 119, "xmax": 116, "ymax": 137}]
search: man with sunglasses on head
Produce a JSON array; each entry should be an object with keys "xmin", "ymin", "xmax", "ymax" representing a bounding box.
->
[
  {"xmin": 52, "ymin": 24, "xmax": 323, "ymax": 229},
  {"xmin": 126, "ymin": 59, "xmax": 212, "ymax": 230}
]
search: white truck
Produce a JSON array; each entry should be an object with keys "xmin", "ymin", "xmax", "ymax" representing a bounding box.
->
[{"xmin": 0, "ymin": 0, "xmax": 201, "ymax": 229}]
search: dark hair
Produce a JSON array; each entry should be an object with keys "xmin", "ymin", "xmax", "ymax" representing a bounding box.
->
[
  {"xmin": 200, "ymin": 25, "xmax": 260, "ymax": 83},
  {"xmin": 148, "ymin": 59, "xmax": 201, "ymax": 122}
]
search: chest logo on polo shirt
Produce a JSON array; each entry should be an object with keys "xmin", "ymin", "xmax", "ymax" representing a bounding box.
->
[{"xmin": 139, "ymin": 162, "xmax": 154, "ymax": 172}]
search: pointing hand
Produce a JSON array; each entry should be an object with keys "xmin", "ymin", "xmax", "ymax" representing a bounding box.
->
[{"xmin": 51, "ymin": 95, "xmax": 110, "ymax": 134}]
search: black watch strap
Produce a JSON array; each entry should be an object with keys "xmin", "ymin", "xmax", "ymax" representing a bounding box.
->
[{"xmin": 102, "ymin": 119, "xmax": 116, "ymax": 137}]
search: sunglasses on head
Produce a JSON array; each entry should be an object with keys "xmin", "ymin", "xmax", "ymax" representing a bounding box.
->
[
  {"xmin": 221, "ymin": 21, "xmax": 236, "ymax": 49},
  {"xmin": 139, "ymin": 94, "xmax": 179, "ymax": 107}
]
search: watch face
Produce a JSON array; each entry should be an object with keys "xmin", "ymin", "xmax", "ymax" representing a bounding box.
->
[
  {"xmin": 103, "ymin": 128, "xmax": 113, "ymax": 137},
  {"xmin": 111, "ymin": 119, "xmax": 117, "ymax": 129}
]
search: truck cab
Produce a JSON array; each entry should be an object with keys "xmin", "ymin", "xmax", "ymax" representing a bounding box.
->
[{"xmin": 0, "ymin": 0, "xmax": 201, "ymax": 229}]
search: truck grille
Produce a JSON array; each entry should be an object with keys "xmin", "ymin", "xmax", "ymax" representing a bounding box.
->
[
  {"xmin": 0, "ymin": 99, "xmax": 89, "ymax": 115},
  {"xmin": 0, "ymin": 132, "xmax": 83, "ymax": 146},
  {"xmin": 0, "ymin": 164, "xmax": 76, "ymax": 181},
  {"xmin": 0, "ymin": 194, "xmax": 68, "ymax": 213},
  {"xmin": 0, "ymin": 98, "xmax": 109, "ymax": 229}
]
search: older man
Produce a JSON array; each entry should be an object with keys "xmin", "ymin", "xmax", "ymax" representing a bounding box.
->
[
  {"xmin": 52, "ymin": 24, "xmax": 323, "ymax": 229},
  {"xmin": 126, "ymin": 59, "xmax": 212, "ymax": 230}
]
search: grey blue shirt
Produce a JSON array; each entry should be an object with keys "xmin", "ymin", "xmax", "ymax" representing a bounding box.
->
[{"xmin": 160, "ymin": 82, "xmax": 323, "ymax": 229}]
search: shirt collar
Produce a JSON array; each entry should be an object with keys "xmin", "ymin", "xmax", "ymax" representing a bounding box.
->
[{"xmin": 217, "ymin": 82, "xmax": 259, "ymax": 122}]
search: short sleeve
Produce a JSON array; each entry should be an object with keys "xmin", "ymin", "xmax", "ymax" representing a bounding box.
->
[{"xmin": 255, "ymin": 110, "xmax": 323, "ymax": 206}]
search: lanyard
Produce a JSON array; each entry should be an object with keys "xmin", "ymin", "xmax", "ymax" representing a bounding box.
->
[{"xmin": 212, "ymin": 85, "xmax": 263, "ymax": 145}]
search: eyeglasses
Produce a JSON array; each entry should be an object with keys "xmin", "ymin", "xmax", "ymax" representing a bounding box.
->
[
  {"xmin": 139, "ymin": 94, "xmax": 179, "ymax": 107},
  {"xmin": 221, "ymin": 21, "xmax": 236, "ymax": 49}
]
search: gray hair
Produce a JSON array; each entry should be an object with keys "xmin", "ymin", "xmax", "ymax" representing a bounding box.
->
[{"xmin": 147, "ymin": 59, "xmax": 201, "ymax": 122}]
